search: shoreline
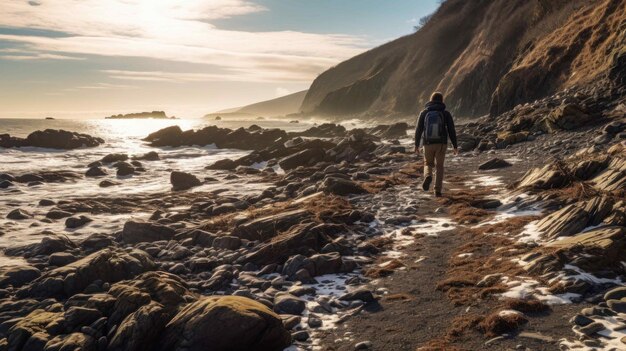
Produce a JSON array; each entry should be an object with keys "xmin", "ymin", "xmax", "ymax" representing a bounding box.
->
[{"xmin": 0, "ymin": 112, "xmax": 624, "ymax": 350}]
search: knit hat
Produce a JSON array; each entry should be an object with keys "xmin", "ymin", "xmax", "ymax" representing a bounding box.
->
[{"xmin": 430, "ymin": 92, "xmax": 444, "ymax": 103}]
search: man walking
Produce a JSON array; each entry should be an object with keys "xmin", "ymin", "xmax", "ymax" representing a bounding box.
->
[{"xmin": 414, "ymin": 92, "xmax": 458, "ymax": 197}]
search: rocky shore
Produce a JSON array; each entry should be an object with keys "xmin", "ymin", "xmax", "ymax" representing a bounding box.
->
[
  {"xmin": 0, "ymin": 83, "xmax": 625, "ymax": 350},
  {"xmin": 0, "ymin": 129, "xmax": 104, "ymax": 150}
]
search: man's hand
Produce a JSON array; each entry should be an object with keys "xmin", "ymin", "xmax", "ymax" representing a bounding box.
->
[
  {"xmin": 453, "ymin": 148, "xmax": 459, "ymax": 156},
  {"xmin": 414, "ymin": 146, "xmax": 420, "ymax": 156}
]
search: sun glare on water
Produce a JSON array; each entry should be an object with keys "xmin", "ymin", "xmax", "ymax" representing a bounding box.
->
[{"xmin": 96, "ymin": 118, "xmax": 204, "ymax": 140}]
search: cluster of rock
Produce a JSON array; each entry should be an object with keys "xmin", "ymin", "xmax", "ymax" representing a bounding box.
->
[
  {"xmin": 86, "ymin": 153, "xmax": 150, "ymax": 180},
  {"xmin": 144, "ymin": 122, "xmax": 407, "ymax": 151},
  {"xmin": 105, "ymin": 111, "xmax": 174, "ymax": 119},
  {"xmin": 1, "ymin": 171, "xmax": 82, "ymax": 189},
  {"xmin": 143, "ymin": 125, "xmax": 288, "ymax": 150},
  {"xmin": 456, "ymin": 84, "xmax": 625, "ymax": 153},
  {"xmin": 566, "ymin": 287, "xmax": 626, "ymax": 348},
  {"xmin": 511, "ymin": 156, "xmax": 625, "ymax": 294},
  {"xmin": 0, "ymin": 122, "xmax": 417, "ymax": 349},
  {"xmin": 0, "ymin": 129, "xmax": 104, "ymax": 149}
]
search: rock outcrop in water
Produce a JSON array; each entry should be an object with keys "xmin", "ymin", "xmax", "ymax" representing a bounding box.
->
[
  {"xmin": 105, "ymin": 111, "xmax": 175, "ymax": 119},
  {"xmin": 143, "ymin": 125, "xmax": 287, "ymax": 150},
  {"xmin": 0, "ymin": 129, "xmax": 104, "ymax": 149}
]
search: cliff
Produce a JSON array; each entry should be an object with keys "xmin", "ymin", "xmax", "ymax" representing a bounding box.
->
[{"xmin": 301, "ymin": 0, "xmax": 626, "ymax": 119}]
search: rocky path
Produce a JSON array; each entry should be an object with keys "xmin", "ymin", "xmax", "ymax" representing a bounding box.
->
[{"xmin": 316, "ymin": 152, "xmax": 597, "ymax": 350}]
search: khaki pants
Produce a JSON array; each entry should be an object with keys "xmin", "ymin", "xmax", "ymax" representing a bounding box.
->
[{"xmin": 423, "ymin": 143, "xmax": 447, "ymax": 192}]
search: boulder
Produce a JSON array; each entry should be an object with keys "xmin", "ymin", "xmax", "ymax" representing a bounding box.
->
[
  {"xmin": 514, "ymin": 163, "xmax": 568, "ymax": 189},
  {"xmin": 309, "ymin": 252, "xmax": 356, "ymax": 276},
  {"xmin": 295, "ymin": 123, "xmax": 346, "ymax": 138},
  {"xmin": 109, "ymin": 271, "xmax": 193, "ymax": 312},
  {"xmin": 85, "ymin": 166, "xmax": 107, "ymax": 177},
  {"xmin": 0, "ymin": 129, "xmax": 103, "ymax": 149},
  {"xmin": 546, "ymin": 103, "xmax": 591, "ymax": 130},
  {"xmin": 339, "ymin": 288, "xmax": 376, "ymax": 303},
  {"xmin": 604, "ymin": 287, "xmax": 626, "ymax": 301},
  {"xmin": 5, "ymin": 309, "xmax": 65, "ymax": 350},
  {"xmin": 65, "ymin": 215, "xmax": 92, "ymax": 229},
  {"xmin": 6, "ymin": 208, "xmax": 31, "ymax": 220},
  {"xmin": 496, "ymin": 131, "xmax": 528, "ymax": 148},
  {"xmin": 99, "ymin": 180, "xmax": 120, "ymax": 187},
  {"xmin": 18, "ymin": 248, "xmax": 155, "ymax": 298},
  {"xmin": 457, "ymin": 134, "xmax": 479, "ymax": 151},
  {"xmin": 379, "ymin": 122, "xmax": 408, "ymax": 139},
  {"xmin": 320, "ymin": 177, "xmax": 367, "ymax": 196},
  {"xmin": 170, "ymin": 171, "xmax": 202, "ymax": 191},
  {"xmin": 536, "ymin": 197, "xmax": 614, "ymax": 239},
  {"xmin": 115, "ymin": 162, "xmax": 136, "ymax": 176},
  {"xmin": 80, "ymin": 233, "xmax": 115, "ymax": 252},
  {"xmin": 157, "ymin": 296, "xmax": 291, "ymax": 351},
  {"xmin": 121, "ymin": 221, "xmax": 176, "ymax": 244},
  {"xmin": 64, "ymin": 306, "xmax": 102, "ymax": 329},
  {"xmin": 541, "ymin": 226, "xmax": 626, "ymax": 273},
  {"xmin": 143, "ymin": 126, "xmax": 184, "ymax": 146},
  {"xmin": 244, "ymin": 223, "xmax": 333, "ymax": 266},
  {"xmin": 4, "ymin": 235, "xmax": 77, "ymax": 258},
  {"xmin": 46, "ymin": 208, "xmax": 73, "ymax": 220},
  {"xmin": 44, "ymin": 333, "xmax": 95, "ymax": 351},
  {"xmin": 145, "ymin": 125, "xmax": 287, "ymax": 150},
  {"xmin": 273, "ymin": 293, "xmax": 306, "ymax": 315},
  {"xmin": 478, "ymin": 158, "xmax": 512, "ymax": 170},
  {"xmin": 48, "ymin": 252, "xmax": 77, "ymax": 267},
  {"xmin": 108, "ymin": 302, "xmax": 171, "ymax": 351},
  {"xmin": 591, "ymin": 157, "xmax": 625, "ymax": 191},
  {"xmin": 278, "ymin": 148, "xmax": 326, "ymax": 170},
  {"xmin": 0, "ymin": 266, "xmax": 41, "ymax": 288},
  {"xmin": 212, "ymin": 236, "xmax": 242, "ymax": 250},
  {"xmin": 134, "ymin": 151, "xmax": 160, "ymax": 161},
  {"xmin": 232, "ymin": 209, "xmax": 312, "ymax": 242},
  {"xmin": 572, "ymin": 159, "xmax": 607, "ymax": 180},
  {"xmin": 102, "ymin": 153, "xmax": 129, "ymax": 163},
  {"xmin": 175, "ymin": 229, "xmax": 216, "ymax": 247}
]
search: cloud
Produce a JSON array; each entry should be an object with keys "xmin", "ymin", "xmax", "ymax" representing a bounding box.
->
[
  {"xmin": 0, "ymin": 0, "xmax": 369, "ymax": 82},
  {"xmin": 0, "ymin": 52, "xmax": 84, "ymax": 61},
  {"xmin": 0, "ymin": 47, "xmax": 84, "ymax": 60},
  {"xmin": 75, "ymin": 83, "xmax": 137, "ymax": 89}
]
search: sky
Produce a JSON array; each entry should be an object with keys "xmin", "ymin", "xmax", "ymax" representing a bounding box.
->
[{"xmin": 0, "ymin": 0, "xmax": 440, "ymax": 119}]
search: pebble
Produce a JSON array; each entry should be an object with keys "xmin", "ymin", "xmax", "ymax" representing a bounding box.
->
[
  {"xmin": 292, "ymin": 330, "xmax": 310, "ymax": 342},
  {"xmin": 354, "ymin": 341, "xmax": 372, "ymax": 350},
  {"xmin": 579, "ymin": 322, "xmax": 605, "ymax": 336}
]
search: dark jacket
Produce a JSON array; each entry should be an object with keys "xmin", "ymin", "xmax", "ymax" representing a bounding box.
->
[{"xmin": 414, "ymin": 101, "xmax": 458, "ymax": 149}]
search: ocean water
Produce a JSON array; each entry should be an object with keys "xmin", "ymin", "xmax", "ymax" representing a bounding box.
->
[{"xmin": 0, "ymin": 118, "xmax": 318, "ymax": 265}]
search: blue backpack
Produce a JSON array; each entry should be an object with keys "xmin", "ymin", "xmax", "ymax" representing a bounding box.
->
[{"xmin": 424, "ymin": 110, "xmax": 445, "ymax": 143}]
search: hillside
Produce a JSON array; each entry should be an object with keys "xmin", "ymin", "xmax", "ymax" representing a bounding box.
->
[
  {"xmin": 207, "ymin": 90, "xmax": 307, "ymax": 119},
  {"xmin": 301, "ymin": 0, "xmax": 626, "ymax": 119}
]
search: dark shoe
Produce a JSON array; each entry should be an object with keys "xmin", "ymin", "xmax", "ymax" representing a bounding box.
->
[
  {"xmin": 435, "ymin": 191, "xmax": 443, "ymax": 197},
  {"xmin": 422, "ymin": 176, "xmax": 432, "ymax": 191}
]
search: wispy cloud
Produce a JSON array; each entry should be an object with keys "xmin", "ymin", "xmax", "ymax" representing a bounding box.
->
[
  {"xmin": 0, "ymin": 0, "xmax": 369, "ymax": 82},
  {"xmin": 75, "ymin": 83, "xmax": 137, "ymax": 89},
  {"xmin": 0, "ymin": 47, "xmax": 83, "ymax": 60}
]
